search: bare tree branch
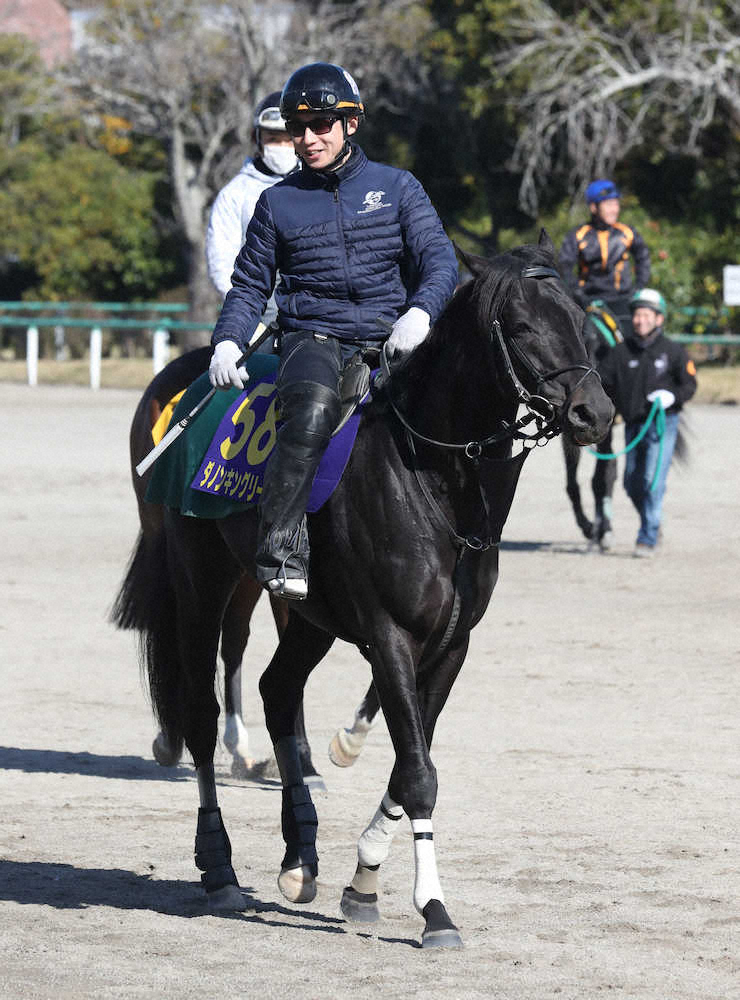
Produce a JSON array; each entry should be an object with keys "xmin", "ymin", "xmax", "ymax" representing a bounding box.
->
[
  {"xmin": 62, "ymin": 0, "xmax": 429, "ymax": 322},
  {"xmin": 493, "ymin": 0, "xmax": 740, "ymax": 213}
]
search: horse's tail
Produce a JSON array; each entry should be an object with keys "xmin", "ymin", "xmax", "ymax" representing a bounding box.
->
[
  {"xmin": 111, "ymin": 527, "xmax": 184, "ymax": 753},
  {"xmin": 675, "ymin": 413, "xmax": 691, "ymax": 466}
]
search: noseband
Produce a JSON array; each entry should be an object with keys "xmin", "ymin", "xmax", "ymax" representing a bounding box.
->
[{"xmin": 384, "ymin": 264, "xmax": 600, "ymax": 457}]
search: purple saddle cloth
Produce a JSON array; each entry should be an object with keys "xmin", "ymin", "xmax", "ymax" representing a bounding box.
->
[{"xmin": 187, "ymin": 370, "xmax": 363, "ymax": 516}]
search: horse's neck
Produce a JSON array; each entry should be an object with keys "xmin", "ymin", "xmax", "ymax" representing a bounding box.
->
[
  {"xmin": 386, "ymin": 336, "xmax": 517, "ymax": 540},
  {"xmin": 402, "ymin": 336, "xmax": 516, "ymax": 459}
]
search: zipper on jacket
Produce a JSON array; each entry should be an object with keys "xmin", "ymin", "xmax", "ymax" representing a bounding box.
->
[{"xmin": 328, "ymin": 176, "xmax": 354, "ymax": 305}]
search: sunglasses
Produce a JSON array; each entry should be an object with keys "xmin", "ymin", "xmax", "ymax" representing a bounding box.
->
[{"xmin": 285, "ymin": 116, "xmax": 341, "ymax": 138}]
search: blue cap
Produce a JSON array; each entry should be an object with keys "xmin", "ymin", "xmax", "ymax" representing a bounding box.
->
[{"xmin": 585, "ymin": 179, "xmax": 620, "ymax": 204}]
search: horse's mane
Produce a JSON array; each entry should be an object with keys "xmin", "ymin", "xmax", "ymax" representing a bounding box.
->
[
  {"xmin": 466, "ymin": 242, "xmax": 557, "ymax": 332},
  {"xmin": 391, "ymin": 241, "xmax": 559, "ymax": 400}
]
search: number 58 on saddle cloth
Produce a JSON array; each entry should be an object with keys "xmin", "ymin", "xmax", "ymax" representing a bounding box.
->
[{"xmin": 145, "ymin": 353, "xmax": 365, "ymax": 520}]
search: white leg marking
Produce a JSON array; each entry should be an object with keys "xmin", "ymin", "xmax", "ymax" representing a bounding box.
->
[
  {"xmin": 223, "ymin": 713, "xmax": 250, "ymax": 759},
  {"xmin": 411, "ymin": 818, "xmax": 444, "ymax": 914}
]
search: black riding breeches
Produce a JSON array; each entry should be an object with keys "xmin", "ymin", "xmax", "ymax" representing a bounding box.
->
[
  {"xmin": 255, "ymin": 332, "xmax": 368, "ymax": 585},
  {"xmin": 277, "ymin": 330, "xmax": 369, "ymax": 394}
]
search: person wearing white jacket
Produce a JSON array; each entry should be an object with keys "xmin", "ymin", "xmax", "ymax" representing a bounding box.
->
[{"xmin": 206, "ymin": 92, "xmax": 299, "ymax": 316}]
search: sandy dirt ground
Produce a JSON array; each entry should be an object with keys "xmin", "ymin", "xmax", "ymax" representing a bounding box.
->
[{"xmin": 1, "ymin": 383, "xmax": 738, "ymax": 1000}]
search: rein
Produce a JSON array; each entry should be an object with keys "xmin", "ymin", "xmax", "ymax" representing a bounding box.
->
[
  {"xmin": 382, "ymin": 265, "xmax": 600, "ymax": 458},
  {"xmin": 589, "ymin": 398, "xmax": 666, "ymax": 492}
]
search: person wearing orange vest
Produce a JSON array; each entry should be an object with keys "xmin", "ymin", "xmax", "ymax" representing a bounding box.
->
[{"xmin": 559, "ymin": 179, "xmax": 651, "ymax": 334}]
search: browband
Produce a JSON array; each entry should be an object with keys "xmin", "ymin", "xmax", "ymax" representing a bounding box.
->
[{"xmin": 520, "ymin": 265, "xmax": 561, "ymax": 279}]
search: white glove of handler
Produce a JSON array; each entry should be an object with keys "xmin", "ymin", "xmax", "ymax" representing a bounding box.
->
[
  {"xmin": 209, "ymin": 340, "xmax": 247, "ymax": 390},
  {"xmin": 386, "ymin": 307, "xmax": 430, "ymax": 358},
  {"xmin": 647, "ymin": 389, "xmax": 675, "ymax": 409}
]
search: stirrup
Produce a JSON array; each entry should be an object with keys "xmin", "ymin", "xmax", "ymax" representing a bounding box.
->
[
  {"xmin": 264, "ymin": 557, "xmax": 308, "ymax": 600},
  {"xmin": 266, "ymin": 575, "xmax": 308, "ymax": 600}
]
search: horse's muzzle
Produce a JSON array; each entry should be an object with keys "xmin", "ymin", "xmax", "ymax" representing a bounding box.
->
[{"xmin": 565, "ymin": 385, "xmax": 615, "ymax": 446}]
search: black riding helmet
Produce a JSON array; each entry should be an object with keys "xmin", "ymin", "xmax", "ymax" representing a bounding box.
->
[
  {"xmin": 280, "ymin": 62, "xmax": 365, "ymax": 120},
  {"xmin": 280, "ymin": 63, "xmax": 364, "ymax": 172}
]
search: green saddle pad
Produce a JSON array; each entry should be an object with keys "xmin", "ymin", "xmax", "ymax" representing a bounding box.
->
[{"xmin": 145, "ymin": 354, "xmax": 278, "ymax": 518}]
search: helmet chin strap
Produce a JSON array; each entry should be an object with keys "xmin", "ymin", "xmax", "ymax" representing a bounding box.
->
[
  {"xmin": 304, "ymin": 118, "xmax": 353, "ymax": 173},
  {"xmin": 323, "ymin": 138, "xmax": 352, "ymax": 172}
]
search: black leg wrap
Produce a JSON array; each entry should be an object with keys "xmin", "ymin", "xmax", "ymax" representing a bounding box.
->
[
  {"xmin": 421, "ymin": 899, "xmax": 463, "ymax": 949},
  {"xmin": 280, "ymin": 782, "xmax": 318, "ymax": 875},
  {"xmin": 194, "ymin": 807, "xmax": 239, "ymax": 893}
]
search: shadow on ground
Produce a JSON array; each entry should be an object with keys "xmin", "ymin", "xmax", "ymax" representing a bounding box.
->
[
  {"xmin": 0, "ymin": 746, "xmax": 191, "ymax": 782},
  {"xmin": 0, "ymin": 860, "xmax": 419, "ymax": 945}
]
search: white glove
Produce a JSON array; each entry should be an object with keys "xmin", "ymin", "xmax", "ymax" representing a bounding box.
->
[
  {"xmin": 647, "ymin": 389, "xmax": 675, "ymax": 409},
  {"xmin": 209, "ymin": 340, "xmax": 247, "ymax": 390},
  {"xmin": 386, "ymin": 307, "xmax": 430, "ymax": 358}
]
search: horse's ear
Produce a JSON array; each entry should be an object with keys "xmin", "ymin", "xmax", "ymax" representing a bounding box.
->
[
  {"xmin": 453, "ymin": 241, "xmax": 490, "ymax": 279},
  {"xmin": 538, "ymin": 228, "xmax": 556, "ymax": 258}
]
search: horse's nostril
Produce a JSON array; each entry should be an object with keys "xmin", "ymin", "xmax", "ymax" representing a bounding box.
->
[
  {"xmin": 568, "ymin": 403, "xmax": 595, "ymax": 429},
  {"xmin": 567, "ymin": 399, "xmax": 615, "ymax": 444}
]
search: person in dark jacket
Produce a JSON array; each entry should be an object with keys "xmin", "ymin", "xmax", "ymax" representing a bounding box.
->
[
  {"xmin": 208, "ymin": 62, "xmax": 459, "ymax": 598},
  {"xmin": 598, "ymin": 288, "xmax": 697, "ymax": 557},
  {"xmin": 559, "ymin": 179, "xmax": 651, "ymax": 335}
]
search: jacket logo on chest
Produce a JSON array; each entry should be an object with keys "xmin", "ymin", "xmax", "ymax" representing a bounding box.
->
[
  {"xmin": 358, "ymin": 190, "xmax": 391, "ymax": 214},
  {"xmin": 653, "ymin": 353, "xmax": 668, "ymax": 374}
]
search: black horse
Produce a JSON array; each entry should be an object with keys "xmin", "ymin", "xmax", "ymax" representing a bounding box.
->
[
  {"xmin": 562, "ymin": 300, "xmax": 622, "ymax": 548},
  {"xmin": 113, "ymin": 233, "xmax": 613, "ymax": 948}
]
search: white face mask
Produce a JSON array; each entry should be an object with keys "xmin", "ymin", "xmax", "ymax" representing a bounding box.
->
[{"xmin": 261, "ymin": 143, "xmax": 299, "ymax": 176}]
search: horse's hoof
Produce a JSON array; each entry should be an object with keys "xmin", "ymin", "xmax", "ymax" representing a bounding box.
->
[
  {"xmin": 206, "ymin": 883, "xmax": 248, "ymax": 912},
  {"xmin": 151, "ymin": 732, "xmax": 182, "ymax": 767},
  {"xmin": 422, "ymin": 926, "xmax": 464, "ymax": 949},
  {"xmin": 244, "ymin": 755, "xmax": 281, "ymax": 782},
  {"xmin": 421, "ymin": 899, "xmax": 463, "ymax": 950},
  {"xmin": 578, "ymin": 520, "xmax": 594, "ymax": 541},
  {"xmin": 303, "ymin": 772, "xmax": 327, "ymax": 795},
  {"xmin": 328, "ymin": 729, "xmax": 362, "ymax": 768},
  {"xmin": 599, "ymin": 529, "xmax": 614, "ymax": 552},
  {"xmin": 230, "ymin": 755, "xmax": 257, "ymax": 779},
  {"xmin": 278, "ymin": 865, "xmax": 317, "ymax": 904},
  {"xmin": 340, "ymin": 886, "xmax": 380, "ymax": 923}
]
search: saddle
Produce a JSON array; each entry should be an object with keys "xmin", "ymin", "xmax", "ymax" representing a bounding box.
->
[
  {"xmin": 335, "ymin": 348, "xmax": 376, "ymax": 434},
  {"xmin": 586, "ymin": 301, "xmax": 623, "ymax": 344},
  {"xmin": 145, "ymin": 348, "xmax": 379, "ymax": 519}
]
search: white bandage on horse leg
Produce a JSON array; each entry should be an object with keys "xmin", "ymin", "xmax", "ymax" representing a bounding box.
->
[
  {"xmin": 329, "ymin": 707, "xmax": 375, "ymax": 767},
  {"xmin": 357, "ymin": 792, "xmax": 404, "ymax": 867},
  {"xmin": 223, "ymin": 713, "xmax": 249, "ymax": 759},
  {"xmin": 411, "ymin": 818, "xmax": 444, "ymax": 914}
]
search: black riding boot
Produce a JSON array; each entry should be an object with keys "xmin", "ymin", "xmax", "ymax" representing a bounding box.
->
[{"xmin": 255, "ymin": 380, "xmax": 340, "ymax": 599}]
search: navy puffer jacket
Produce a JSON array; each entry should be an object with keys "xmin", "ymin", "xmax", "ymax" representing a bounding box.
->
[{"xmin": 212, "ymin": 144, "xmax": 458, "ymax": 348}]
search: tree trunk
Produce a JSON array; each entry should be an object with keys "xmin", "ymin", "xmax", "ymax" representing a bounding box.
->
[
  {"xmin": 170, "ymin": 123, "xmax": 220, "ymax": 350},
  {"xmin": 184, "ymin": 243, "xmax": 220, "ymax": 351}
]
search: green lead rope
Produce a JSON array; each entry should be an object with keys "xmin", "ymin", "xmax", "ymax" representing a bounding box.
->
[{"xmin": 588, "ymin": 399, "xmax": 666, "ymax": 492}]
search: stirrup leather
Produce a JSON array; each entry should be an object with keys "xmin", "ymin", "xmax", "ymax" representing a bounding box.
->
[{"xmin": 334, "ymin": 356, "xmax": 371, "ymax": 436}]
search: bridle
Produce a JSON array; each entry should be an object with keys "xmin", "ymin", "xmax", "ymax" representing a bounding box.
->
[
  {"xmin": 379, "ymin": 263, "xmax": 602, "ymax": 650},
  {"xmin": 382, "ymin": 264, "xmax": 600, "ymax": 458}
]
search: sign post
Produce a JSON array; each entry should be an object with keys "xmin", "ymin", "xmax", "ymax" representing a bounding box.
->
[{"xmin": 723, "ymin": 265, "xmax": 740, "ymax": 306}]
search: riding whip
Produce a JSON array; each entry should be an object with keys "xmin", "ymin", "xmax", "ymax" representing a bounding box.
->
[{"xmin": 135, "ymin": 324, "xmax": 274, "ymax": 477}]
